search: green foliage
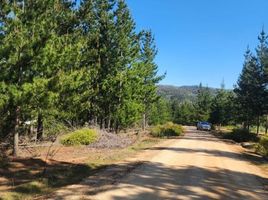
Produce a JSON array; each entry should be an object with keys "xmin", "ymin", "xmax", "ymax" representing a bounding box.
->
[
  {"xmin": 223, "ymin": 128, "xmax": 259, "ymax": 143},
  {"xmin": 43, "ymin": 119, "xmax": 69, "ymax": 137},
  {"xmin": 171, "ymin": 100, "xmax": 196, "ymax": 125},
  {"xmin": 233, "ymin": 31, "xmax": 268, "ymax": 134},
  {"xmin": 161, "ymin": 84, "xmax": 214, "ymax": 126},
  {"xmin": 195, "ymin": 84, "xmax": 212, "ymax": 122},
  {"xmin": 210, "ymin": 87, "xmax": 235, "ymax": 126},
  {"xmin": 151, "ymin": 122, "xmax": 184, "ymax": 137},
  {"xmin": 0, "ymin": 0, "xmax": 163, "ymax": 151},
  {"xmin": 256, "ymin": 136, "xmax": 268, "ymax": 156},
  {"xmin": 148, "ymin": 98, "xmax": 171, "ymax": 125},
  {"xmin": 61, "ymin": 129, "xmax": 98, "ymax": 146},
  {"xmin": 234, "ymin": 48, "xmax": 265, "ymax": 125}
]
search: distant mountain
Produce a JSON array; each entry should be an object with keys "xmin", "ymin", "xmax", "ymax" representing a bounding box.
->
[{"xmin": 157, "ymin": 85, "xmax": 219, "ymax": 102}]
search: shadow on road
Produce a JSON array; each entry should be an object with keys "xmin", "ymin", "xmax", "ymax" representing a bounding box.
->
[
  {"xmin": 107, "ymin": 163, "xmax": 268, "ymax": 200},
  {"xmin": 49, "ymin": 161, "xmax": 268, "ymax": 200}
]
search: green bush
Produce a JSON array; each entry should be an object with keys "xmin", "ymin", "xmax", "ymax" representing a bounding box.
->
[
  {"xmin": 223, "ymin": 128, "xmax": 259, "ymax": 143},
  {"xmin": 256, "ymin": 136, "xmax": 268, "ymax": 156},
  {"xmin": 61, "ymin": 128, "xmax": 98, "ymax": 146},
  {"xmin": 151, "ymin": 122, "xmax": 184, "ymax": 137}
]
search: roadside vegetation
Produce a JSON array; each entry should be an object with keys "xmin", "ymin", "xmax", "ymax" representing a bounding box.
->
[
  {"xmin": 151, "ymin": 122, "xmax": 184, "ymax": 138},
  {"xmin": 60, "ymin": 128, "xmax": 98, "ymax": 146},
  {"xmin": 256, "ymin": 136, "xmax": 268, "ymax": 156},
  {"xmin": 217, "ymin": 128, "xmax": 259, "ymax": 143}
]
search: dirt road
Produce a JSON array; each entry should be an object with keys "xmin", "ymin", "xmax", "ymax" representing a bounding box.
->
[{"xmin": 52, "ymin": 127, "xmax": 268, "ymax": 200}]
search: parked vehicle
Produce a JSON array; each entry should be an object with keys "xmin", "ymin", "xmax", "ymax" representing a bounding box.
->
[{"xmin": 197, "ymin": 122, "xmax": 211, "ymax": 131}]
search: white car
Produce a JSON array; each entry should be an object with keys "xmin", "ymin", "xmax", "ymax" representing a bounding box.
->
[{"xmin": 197, "ymin": 122, "xmax": 211, "ymax": 131}]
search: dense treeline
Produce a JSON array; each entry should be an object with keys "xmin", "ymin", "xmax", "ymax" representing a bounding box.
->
[
  {"xmin": 150, "ymin": 84, "xmax": 235, "ymax": 127},
  {"xmin": 150, "ymin": 30, "xmax": 268, "ymax": 134},
  {"xmin": 0, "ymin": 0, "xmax": 163, "ymax": 156}
]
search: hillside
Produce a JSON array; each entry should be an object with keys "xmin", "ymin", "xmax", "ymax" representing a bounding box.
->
[{"xmin": 157, "ymin": 85, "xmax": 219, "ymax": 102}]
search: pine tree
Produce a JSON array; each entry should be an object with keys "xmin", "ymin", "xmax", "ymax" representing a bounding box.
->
[
  {"xmin": 256, "ymin": 30, "xmax": 268, "ymax": 133},
  {"xmin": 195, "ymin": 83, "xmax": 212, "ymax": 122},
  {"xmin": 92, "ymin": 0, "xmax": 117, "ymax": 129},
  {"xmin": 148, "ymin": 98, "xmax": 171, "ymax": 125},
  {"xmin": 138, "ymin": 30, "xmax": 165, "ymax": 130},
  {"xmin": 234, "ymin": 48, "xmax": 265, "ymax": 133},
  {"xmin": 0, "ymin": 0, "xmax": 78, "ymax": 155},
  {"xmin": 0, "ymin": 1, "xmax": 37, "ymax": 156},
  {"xmin": 109, "ymin": 0, "xmax": 140, "ymax": 130},
  {"xmin": 210, "ymin": 82, "xmax": 230, "ymax": 129},
  {"xmin": 173, "ymin": 101, "xmax": 196, "ymax": 125}
]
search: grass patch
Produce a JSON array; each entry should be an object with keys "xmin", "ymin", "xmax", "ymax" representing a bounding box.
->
[
  {"xmin": 61, "ymin": 128, "xmax": 98, "ymax": 146},
  {"xmin": 222, "ymin": 128, "xmax": 259, "ymax": 143},
  {"xmin": 151, "ymin": 122, "xmax": 184, "ymax": 138}
]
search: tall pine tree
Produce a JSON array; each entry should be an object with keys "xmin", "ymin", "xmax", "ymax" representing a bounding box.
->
[{"xmin": 234, "ymin": 48, "xmax": 265, "ymax": 133}]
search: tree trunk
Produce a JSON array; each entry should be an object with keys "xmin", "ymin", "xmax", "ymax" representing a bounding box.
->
[
  {"xmin": 37, "ymin": 114, "xmax": 43, "ymax": 141},
  {"xmin": 100, "ymin": 118, "xmax": 105, "ymax": 130},
  {"xmin": 142, "ymin": 113, "xmax": 146, "ymax": 131},
  {"xmin": 256, "ymin": 116, "xmax": 260, "ymax": 135},
  {"xmin": 246, "ymin": 114, "xmax": 250, "ymax": 131},
  {"xmin": 93, "ymin": 116, "xmax": 98, "ymax": 127},
  {"xmin": 115, "ymin": 121, "xmax": 119, "ymax": 134},
  {"xmin": 13, "ymin": 107, "xmax": 20, "ymax": 157},
  {"xmin": 247, "ymin": 119, "xmax": 250, "ymax": 132},
  {"xmin": 107, "ymin": 116, "xmax": 111, "ymax": 131},
  {"xmin": 243, "ymin": 122, "xmax": 247, "ymax": 130},
  {"xmin": 88, "ymin": 111, "xmax": 94, "ymax": 126},
  {"xmin": 265, "ymin": 115, "xmax": 268, "ymax": 134}
]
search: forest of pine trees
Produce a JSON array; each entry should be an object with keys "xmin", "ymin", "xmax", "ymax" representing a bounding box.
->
[{"xmin": 0, "ymin": 0, "xmax": 163, "ymax": 156}]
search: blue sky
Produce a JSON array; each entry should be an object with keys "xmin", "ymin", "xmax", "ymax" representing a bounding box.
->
[{"xmin": 126, "ymin": 0, "xmax": 268, "ymax": 89}]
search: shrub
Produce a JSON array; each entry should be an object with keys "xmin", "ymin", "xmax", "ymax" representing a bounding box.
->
[
  {"xmin": 61, "ymin": 128, "xmax": 98, "ymax": 146},
  {"xmin": 223, "ymin": 128, "xmax": 259, "ymax": 143},
  {"xmin": 256, "ymin": 136, "xmax": 268, "ymax": 156},
  {"xmin": 151, "ymin": 122, "xmax": 183, "ymax": 137}
]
